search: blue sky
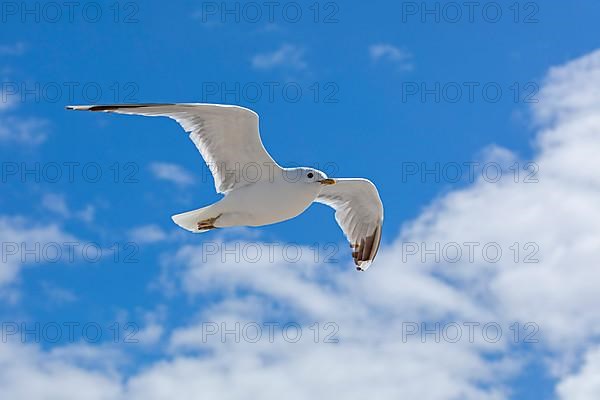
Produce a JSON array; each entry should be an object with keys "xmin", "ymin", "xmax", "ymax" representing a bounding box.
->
[{"xmin": 2, "ymin": 1, "xmax": 600, "ymax": 399}]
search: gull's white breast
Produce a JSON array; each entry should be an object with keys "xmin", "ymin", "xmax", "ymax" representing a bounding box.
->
[{"xmin": 214, "ymin": 179, "xmax": 321, "ymax": 227}]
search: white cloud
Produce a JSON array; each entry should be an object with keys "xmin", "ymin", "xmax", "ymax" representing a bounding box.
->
[
  {"xmin": 125, "ymin": 342, "xmax": 509, "ymax": 400},
  {"xmin": 369, "ymin": 43, "xmax": 413, "ymax": 70},
  {"xmin": 153, "ymin": 241, "xmax": 511, "ymax": 400},
  {"xmin": 0, "ymin": 341, "xmax": 124, "ymax": 400},
  {"xmin": 135, "ymin": 323, "xmax": 164, "ymax": 347},
  {"xmin": 557, "ymin": 347, "xmax": 600, "ymax": 399},
  {"xmin": 149, "ymin": 162, "xmax": 195, "ymax": 187},
  {"xmin": 251, "ymin": 44, "xmax": 307, "ymax": 70}
]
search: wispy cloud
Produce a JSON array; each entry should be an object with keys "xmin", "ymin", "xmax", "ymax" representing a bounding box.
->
[
  {"xmin": 0, "ymin": 215, "xmax": 78, "ymax": 288},
  {"xmin": 128, "ymin": 224, "xmax": 169, "ymax": 244},
  {"xmin": 40, "ymin": 282, "xmax": 78, "ymax": 304},
  {"xmin": 0, "ymin": 91, "xmax": 16, "ymax": 111},
  {"xmin": 369, "ymin": 43, "xmax": 413, "ymax": 71},
  {"xmin": 0, "ymin": 116, "xmax": 48, "ymax": 146},
  {"xmin": 149, "ymin": 162, "xmax": 195, "ymax": 187},
  {"xmin": 251, "ymin": 44, "xmax": 307, "ymax": 71},
  {"xmin": 42, "ymin": 194, "xmax": 71, "ymax": 218},
  {"xmin": 0, "ymin": 42, "xmax": 26, "ymax": 56},
  {"xmin": 77, "ymin": 205, "xmax": 96, "ymax": 223},
  {"xmin": 0, "ymin": 87, "xmax": 49, "ymax": 145},
  {"xmin": 41, "ymin": 193, "xmax": 96, "ymax": 222}
]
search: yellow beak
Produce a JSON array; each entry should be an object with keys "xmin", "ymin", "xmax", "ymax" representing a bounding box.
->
[{"xmin": 319, "ymin": 179, "xmax": 336, "ymax": 185}]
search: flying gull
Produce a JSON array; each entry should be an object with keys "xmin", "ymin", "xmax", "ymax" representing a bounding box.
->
[{"xmin": 67, "ymin": 104, "xmax": 383, "ymax": 270}]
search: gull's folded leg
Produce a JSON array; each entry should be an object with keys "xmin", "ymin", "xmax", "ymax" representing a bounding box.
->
[{"xmin": 197, "ymin": 215, "xmax": 221, "ymax": 231}]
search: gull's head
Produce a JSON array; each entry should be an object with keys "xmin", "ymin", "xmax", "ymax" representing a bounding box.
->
[{"xmin": 286, "ymin": 167, "xmax": 336, "ymax": 186}]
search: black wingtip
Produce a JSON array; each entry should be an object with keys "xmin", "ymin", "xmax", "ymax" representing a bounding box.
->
[
  {"xmin": 91, "ymin": 103, "xmax": 176, "ymax": 112},
  {"xmin": 66, "ymin": 103, "xmax": 177, "ymax": 112}
]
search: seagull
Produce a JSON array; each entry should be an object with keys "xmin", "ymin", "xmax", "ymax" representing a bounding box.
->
[{"xmin": 67, "ymin": 104, "xmax": 383, "ymax": 270}]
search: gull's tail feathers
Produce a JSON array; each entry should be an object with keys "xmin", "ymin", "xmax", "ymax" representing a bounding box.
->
[{"xmin": 171, "ymin": 205, "xmax": 219, "ymax": 233}]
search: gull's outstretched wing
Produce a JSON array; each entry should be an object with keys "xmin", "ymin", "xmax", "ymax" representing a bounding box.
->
[
  {"xmin": 315, "ymin": 178, "xmax": 383, "ymax": 271},
  {"xmin": 66, "ymin": 103, "xmax": 278, "ymax": 194}
]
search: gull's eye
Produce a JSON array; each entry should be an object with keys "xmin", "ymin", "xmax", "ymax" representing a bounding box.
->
[{"xmin": 307, "ymin": 172, "xmax": 314, "ymax": 179}]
